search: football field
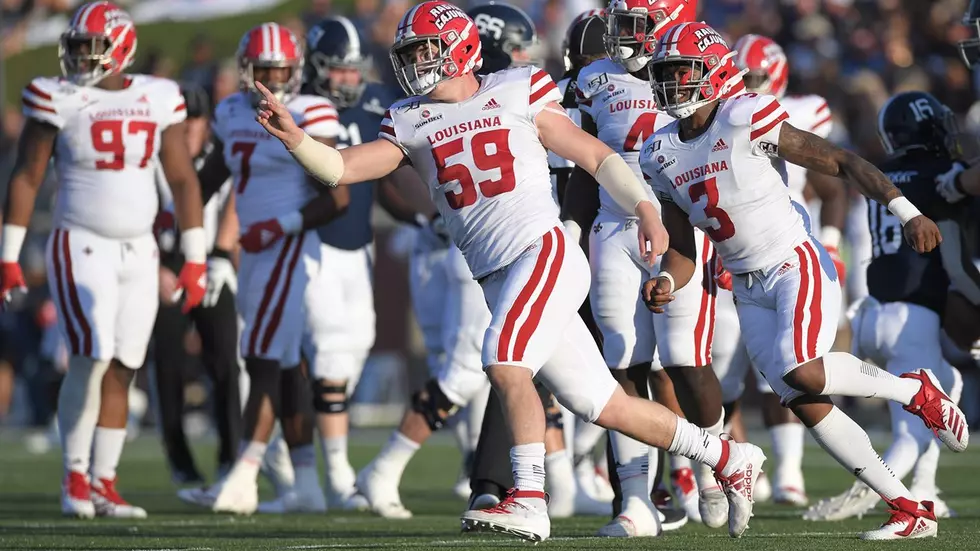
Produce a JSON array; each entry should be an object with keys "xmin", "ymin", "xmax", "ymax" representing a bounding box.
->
[{"xmin": 0, "ymin": 431, "xmax": 977, "ymax": 550}]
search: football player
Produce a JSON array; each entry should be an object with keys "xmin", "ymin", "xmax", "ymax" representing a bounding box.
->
[
  {"xmin": 803, "ymin": 93, "xmax": 973, "ymax": 522},
  {"xmin": 256, "ymin": 1, "xmax": 764, "ymax": 542},
  {"xmin": 1, "ymin": 1, "xmax": 207, "ymax": 518},
  {"xmin": 565, "ymin": 0, "xmax": 729, "ymax": 533},
  {"xmin": 640, "ymin": 22, "xmax": 966, "ymax": 540},
  {"xmin": 718, "ymin": 33, "xmax": 849, "ymax": 506},
  {"xmin": 176, "ymin": 23, "xmax": 340, "ymax": 515}
]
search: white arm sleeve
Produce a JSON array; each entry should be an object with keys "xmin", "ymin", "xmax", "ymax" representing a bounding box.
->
[
  {"xmin": 594, "ymin": 154, "xmax": 653, "ymax": 215},
  {"xmin": 289, "ymin": 133, "xmax": 345, "ymax": 187}
]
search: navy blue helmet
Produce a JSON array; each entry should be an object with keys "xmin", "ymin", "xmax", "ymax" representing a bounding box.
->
[
  {"xmin": 877, "ymin": 91, "xmax": 959, "ymax": 159},
  {"xmin": 304, "ymin": 16, "xmax": 370, "ymax": 108},
  {"xmin": 466, "ymin": 2, "xmax": 538, "ymax": 74}
]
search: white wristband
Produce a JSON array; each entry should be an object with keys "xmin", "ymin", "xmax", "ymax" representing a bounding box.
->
[
  {"xmin": 276, "ymin": 211, "xmax": 304, "ymax": 234},
  {"xmin": 180, "ymin": 227, "xmax": 207, "ymax": 264},
  {"xmin": 887, "ymin": 196, "xmax": 922, "ymax": 226},
  {"xmin": 289, "ymin": 133, "xmax": 344, "ymax": 188},
  {"xmin": 1, "ymin": 225, "xmax": 26, "ymax": 263},
  {"xmin": 820, "ymin": 226, "xmax": 842, "ymax": 249},
  {"xmin": 657, "ymin": 271, "xmax": 675, "ymax": 295}
]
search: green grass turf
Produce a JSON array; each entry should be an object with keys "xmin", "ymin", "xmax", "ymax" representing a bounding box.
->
[{"xmin": 0, "ymin": 432, "xmax": 977, "ymax": 550}]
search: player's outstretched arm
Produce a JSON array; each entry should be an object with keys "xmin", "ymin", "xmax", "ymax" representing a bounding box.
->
[
  {"xmin": 777, "ymin": 122, "xmax": 942, "ymax": 254},
  {"xmin": 378, "ymin": 166, "xmax": 436, "ymax": 225},
  {"xmin": 536, "ymin": 102, "xmax": 667, "ymax": 263},
  {"xmin": 643, "ymin": 200, "xmax": 697, "ymax": 314},
  {"xmin": 559, "ymin": 112, "xmax": 600, "ymax": 245},
  {"xmin": 196, "ymin": 139, "xmax": 231, "ymax": 205},
  {"xmin": 253, "ymin": 81, "xmax": 405, "ymax": 187}
]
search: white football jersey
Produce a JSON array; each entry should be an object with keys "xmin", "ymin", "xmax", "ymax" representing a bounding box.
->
[
  {"xmin": 212, "ymin": 92, "xmax": 339, "ymax": 229},
  {"xmin": 577, "ymin": 58, "xmax": 671, "ymax": 218},
  {"xmin": 380, "ymin": 66, "xmax": 563, "ymax": 279},
  {"xmin": 781, "ymin": 94, "xmax": 833, "ymax": 205},
  {"xmin": 641, "ymin": 93, "xmax": 810, "ymax": 274},
  {"xmin": 22, "ymin": 75, "xmax": 186, "ymax": 239}
]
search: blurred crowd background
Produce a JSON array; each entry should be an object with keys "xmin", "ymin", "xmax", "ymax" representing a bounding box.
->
[{"xmin": 0, "ymin": 0, "xmax": 978, "ymax": 445}]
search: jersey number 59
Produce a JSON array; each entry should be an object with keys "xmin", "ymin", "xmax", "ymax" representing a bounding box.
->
[{"xmin": 432, "ymin": 129, "xmax": 516, "ymax": 210}]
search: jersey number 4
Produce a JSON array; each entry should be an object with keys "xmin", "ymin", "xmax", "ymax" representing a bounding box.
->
[
  {"xmin": 624, "ymin": 112, "xmax": 658, "ymax": 151},
  {"xmin": 91, "ymin": 119, "xmax": 157, "ymax": 170},
  {"xmin": 432, "ymin": 129, "xmax": 516, "ymax": 210},
  {"xmin": 689, "ymin": 177, "xmax": 735, "ymax": 242}
]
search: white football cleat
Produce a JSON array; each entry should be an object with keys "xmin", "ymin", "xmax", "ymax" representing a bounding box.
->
[
  {"xmin": 803, "ymin": 481, "xmax": 879, "ymax": 521},
  {"xmin": 61, "ymin": 472, "xmax": 95, "ymax": 519},
  {"xmin": 698, "ymin": 485, "xmax": 728, "ymax": 529},
  {"xmin": 597, "ymin": 495, "xmax": 662, "ymax": 537},
  {"xmin": 714, "ymin": 440, "xmax": 766, "ymax": 538},
  {"xmin": 324, "ymin": 460, "xmax": 358, "ymax": 509},
  {"xmin": 453, "ymin": 474, "xmax": 471, "ymax": 502},
  {"xmin": 902, "ymin": 369, "xmax": 969, "ymax": 453},
  {"xmin": 772, "ymin": 484, "xmax": 808, "ymax": 506},
  {"xmin": 90, "ymin": 477, "xmax": 147, "ymax": 519},
  {"xmin": 461, "ymin": 489, "xmax": 550, "ymax": 542},
  {"xmin": 257, "ymin": 466, "xmax": 326, "ymax": 514},
  {"xmin": 177, "ymin": 486, "xmax": 216, "ymax": 508},
  {"xmin": 353, "ymin": 465, "xmax": 412, "ymax": 519},
  {"xmin": 670, "ymin": 467, "xmax": 701, "ymax": 523},
  {"xmin": 860, "ymin": 497, "xmax": 937, "ymax": 540},
  {"xmin": 210, "ymin": 466, "xmax": 259, "ymax": 515},
  {"xmin": 260, "ymin": 437, "xmax": 294, "ymax": 498}
]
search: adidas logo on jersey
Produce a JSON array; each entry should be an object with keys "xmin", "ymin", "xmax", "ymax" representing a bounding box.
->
[
  {"xmin": 482, "ymin": 98, "xmax": 501, "ymax": 111},
  {"xmin": 137, "ymin": 94, "xmax": 149, "ymax": 103},
  {"xmin": 712, "ymin": 138, "xmax": 729, "ymax": 152}
]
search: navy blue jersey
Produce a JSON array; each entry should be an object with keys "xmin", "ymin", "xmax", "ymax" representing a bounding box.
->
[
  {"xmin": 866, "ymin": 153, "xmax": 973, "ymax": 316},
  {"xmin": 316, "ymin": 83, "xmax": 399, "ymax": 250}
]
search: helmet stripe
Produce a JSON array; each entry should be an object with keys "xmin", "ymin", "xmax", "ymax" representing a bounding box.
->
[
  {"xmin": 271, "ymin": 22, "xmax": 282, "ymax": 56},
  {"xmin": 735, "ymin": 35, "xmax": 757, "ymax": 70},
  {"xmin": 74, "ymin": 2, "xmax": 98, "ymax": 30},
  {"xmin": 261, "ymin": 23, "xmax": 271, "ymax": 58},
  {"xmin": 398, "ymin": 3, "xmax": 423, "ymax": 35},
  {"xmin": 336, "ymin": 16, "xmax": 361, "ymax": 58}
]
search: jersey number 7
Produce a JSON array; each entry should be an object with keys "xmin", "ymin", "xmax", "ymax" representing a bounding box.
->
[
  {"xmin": 689, "ymin": 177, "xmax": 735, "ymax": 242},
  {"xmin": 432, "ymin": 129, "xmax": 516, "ymax": 210}
]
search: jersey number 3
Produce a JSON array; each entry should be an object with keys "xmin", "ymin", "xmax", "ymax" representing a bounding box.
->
[
  {"xmin": 91, "ymin": 120, "xmax": 157, "ymax": 170},
  {"xmin": 689, "ymin": 177, "xmax": 735, "ymax": 242},
  {"xmin": 432, "ymin": 129, "xmax": 516, "ymax": 210}
]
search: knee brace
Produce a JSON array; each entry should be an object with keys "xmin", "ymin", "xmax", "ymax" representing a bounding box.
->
[
  {"xmin": 542, "ymin": 393, "xmax": 564, "ymax": 430},
  {"xmin": 280, "ymin": 367, "xmax": 313, "ymax": 419},
  {"xmin": 411, "ymin": 378, "xmax": 459, "ymax": 432},
  {"xmin": 312, "ymin": 380, "xmax": 348, "ymax": 414}
]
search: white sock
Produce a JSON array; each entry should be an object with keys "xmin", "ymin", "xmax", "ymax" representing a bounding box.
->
[
  {"xmin": 667, "ymin": 417, "xmax": 724, "ymax": 473},
  {"xmin": 671, "ymin": 454, "xmax": 693, "ymax": 472},
  {"xmin": 910, "ymin": 440, "xmax": 940, "ymax": 496},
  {"xmin": 57, "ymin": 358, "xmax": 109, "ymax": 476},
  {"xmin": 769, "ymin": 423, "xmax": 805, "ymax": 488},
  {"xmin": 372, "ymin": 431, "xmax": 420, "ymax": 482},
  {"xmin": 511, "ymin": 442, "xmax": 546, "ymax": 493},
  {"xmin": 695, "ymin": 412, "xmax": 724, "ymax": 489},
  {"xmin": 545, "ymin": 450, "xmax": 575, "ymax": 505},
  {"xmin": 809, "ymin": 406, "xmax": 910, "ymax": 501},
  {"xmin": 91, "ymin": 427, "xmax": 127, "ymax": 481},
  {"xmin": 820, "ymin": 352, "xmax": 920, "ymax": 404},
  {"xmin": 319, "ymin": 435, "xmax": 355, "ymax": 492},
  {"xmin": 235, "ymin": 440, "xmax": 268, "ymax": 479},
  {"xmin": 573, "ymin": 419, "xmax": 605, "ymax": 461},
  {"xmin": 881, "ymin": 401, "xmax": 933, "ymax": 481},
  {"xmin": 289, "ymin": 444, "xmax": 317, "ymax": 470},
  {"xmin": 609, "ymin": 429, "xmax": 649, "ymax": 487}
]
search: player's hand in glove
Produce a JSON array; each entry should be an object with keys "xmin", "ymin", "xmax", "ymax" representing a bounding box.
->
[
  {"xmin": 824, "ymin": 245, "xmax": 846, "ymax": 286},
  {"xmin": 936, "ymin": 162, "xmax": 968, "ymax": 203},
  {"xmin": 713, "ymin": 255, "xmax": 732, "ymax": 291},
  {"xmin": 175, "ymin": 261, "xmax": 207, "ymax": 313},
  {"xmin": 643, "ymin": 276, "xmax": 675, "ymax": 314},
  {"xmin": 201, "ymin": 250, "xmax": 236, "ymax": 308},
  {"xmin": 0, "ymin": 261, "xmax": 26, "ymax": 310},
  {"xmin": 903, "ymin": 215, "xmax": 942, "ymax": 254}
]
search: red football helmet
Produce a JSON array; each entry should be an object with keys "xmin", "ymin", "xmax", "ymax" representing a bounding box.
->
[
  {"xmin": 605, "ymin": 0, "xmax": 697, "ymax": 73},
  {"xmin": 733, "ymin": 34, "xmax": 788, "ymax": 98},
  {"xmin": 648, "ymin": 22, "xmax": 746, "ymax": 119},
  {"xmin": 237, "ymin": 23, "xmax": 304, "ymax": 105},
  {"xmin": 390, "ymin": 1, "xmax": 482, "ymax": 97},
  {"xmin": 59, "ymin": 2, "xmax": 137, "ymax": 87}
]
